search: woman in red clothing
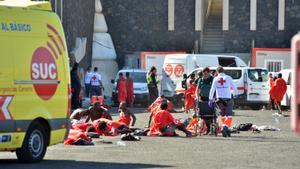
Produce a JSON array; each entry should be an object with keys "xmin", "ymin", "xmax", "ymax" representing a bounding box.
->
[
  {"xmin": 118, "ymin": 102, "xmax": 136, "ymax": 127},
  {"xmin": 117, "ymin": 73, "xmax": 127, "ymax": 103}
]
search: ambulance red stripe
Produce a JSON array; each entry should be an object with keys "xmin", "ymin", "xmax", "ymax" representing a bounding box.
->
[
  {"xmin": 48, "ymin": 34, "xmax": 62, "ymax": 55},
  {"xmin": 47, "ymin": 24, "xmax": 66, "ymax": 51},
  {"xmin": 47, "ymin": 41, "xmax": 58, "ymax": 59}
]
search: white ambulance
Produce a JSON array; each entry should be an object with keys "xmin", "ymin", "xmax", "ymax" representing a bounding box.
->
[
  {"xmin": 161, "ymin": 54, "xmax": 247, "ymax": 104},
  {"xmin": 176, "ymin": 67, "xmax": 270, "ymax": 109}
]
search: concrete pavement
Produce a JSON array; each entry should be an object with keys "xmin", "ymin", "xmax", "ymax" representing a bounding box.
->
[{"xmin": 0, "ymin": 108, "xmax": 299, "ymax": 169}]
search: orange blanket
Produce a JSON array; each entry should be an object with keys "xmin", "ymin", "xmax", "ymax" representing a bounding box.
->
[{"xmin": 270, "ymin": 78, "xmax": 287, "ymax": 103}]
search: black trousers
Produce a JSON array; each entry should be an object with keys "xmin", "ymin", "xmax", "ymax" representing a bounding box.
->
[
  {"xmin": 148, "ymin": 87, "xmax": 158, "ymax": 105},
  {"xmin": 71, "ymin": 89, "xmax": 80, "ymax": 109}
]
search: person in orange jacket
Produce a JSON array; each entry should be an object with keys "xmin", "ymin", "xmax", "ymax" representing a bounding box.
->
[
  {"xmin": 118, "ymin": 102, "xmax": 136, "ymax": 127},
  {"xmin": 269, "ymin": 73, "xmax": 287, "ymax": 114},
  {"xmin": 185, "ymin": 80, "xmax": 196, "ymax": 114},
  {"xmin": 147, "ymin": 102, "xmax": 192, "ymax": 137},
  {"xmin": 117, "ymin": 73, "xmax": 127, "ymax": 103},
  {"xmin": 126, "ymin": 72, "xmax": 135, "ymax": 107}
]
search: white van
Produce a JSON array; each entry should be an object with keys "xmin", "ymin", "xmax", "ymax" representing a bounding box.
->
[
  {"xmin": 161, "ymin": 54, "xmax": 247, "ymax": 99},
  {"xmin": 172, "ymin": 67, "xmax": 269, "ymax": 109},
  {"xmin": 111, "ymin": 69, "xmax": 149, "ymax": 106},
  {"xmin": 280, "ymin": 69, "xmax": 292, "ymax": 108}
]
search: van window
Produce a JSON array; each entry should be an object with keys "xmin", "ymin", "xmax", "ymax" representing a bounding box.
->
[
  {"xmin": 224, "ymin": 70, "xmax": 242, "ymax": 79},
  {"xmin": 116, "ymin": 72, "xmax": 146, "ymax": 83},
  {"xmin": 248, "ymin": 69, "xmax": 268, "ymax": 82},
  {"xmin": 218, "ymin": 57, "xmax": 237, "ymax": 67}
]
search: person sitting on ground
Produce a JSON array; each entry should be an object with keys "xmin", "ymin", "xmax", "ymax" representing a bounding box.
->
[
  {"xmin": 147, "ymin": 102, "xmax": 192, "ymax": 137},
  {"xmin": 92, "ymin": 118, "xmax": 131, "ymax": 136},
  {"xmin": 70, "ymin": 108, "xmax": 90, "ymax": 124},
  {"xmin": 118, "ymin": 102, "xmax": 136, "ymax": 127},
  {"xmin": 71, "ymin": 102, "xmax": 112, "ymax": 124},
  {"xmin": 147, "ymin": 96, "xmax": 174, "ymax": 128},
  {"xmin": 186, "ymin": 113, "xmax": 199, "ymax": 136},
  {"xmin": 86, "ymin": 101, "xmax": 112, "ymax": 121}
]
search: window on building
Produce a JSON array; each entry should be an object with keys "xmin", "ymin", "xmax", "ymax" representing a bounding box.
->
[{"xmin": 265, "ymin": 60, "xmax": 283, "ymax": 72}]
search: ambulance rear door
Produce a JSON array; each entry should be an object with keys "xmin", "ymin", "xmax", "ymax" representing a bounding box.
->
[
  {"xmin": 0, "ymin": 31, "xmax": 15, "ymax": 145},
  {"xmin": 246, "ymin": 68, "xmax": 269, "ymax": 103}
]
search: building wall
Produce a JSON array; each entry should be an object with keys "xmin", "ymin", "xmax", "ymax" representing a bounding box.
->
[
  {"xmin": 101, "ymin": 0, "xmax": 201, "ymax": 65},
  {"xmin": 225, "ymin": 0, "xmax": 300, "ymax": 53},
  {"xmin": 51, "ymin": 0, "xmax": 95, "ymax": 67}
]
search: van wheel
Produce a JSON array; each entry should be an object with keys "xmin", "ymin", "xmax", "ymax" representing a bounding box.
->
[{"xmin": 16, "ymin": 122, "xmax": 47, "ymax": 163}]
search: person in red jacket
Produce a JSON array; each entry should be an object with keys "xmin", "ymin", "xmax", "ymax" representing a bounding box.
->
[
  {"xmin": 92, "ymin": 118, "xmax": 130, "ymax": 136},
  {"xmin": 117, "ymin": 73, "xmax": 127, "ymax": 103},
  {"xmin": 269, "ymin": 73, "xmax": 287, "ymax": 114},
  {"xmin": 147, "ymin": 102, "xmax": 192, "ymax": 137},
  {"xmin": 147, "ymin": 96, "xmax": 174, "ymax": 128},
  {"xmin": 126, "ymin": 72, "xmax": 135, "ymax": 107},
  {"xmin": 118, "ymin": 102, "xmax": 136, "ymax": 127},
  {"xmin": 185, "ymin": 80, "xmax": 196, "ymax": 113}
]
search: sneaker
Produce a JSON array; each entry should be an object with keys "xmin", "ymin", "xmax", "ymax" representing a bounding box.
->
[{"xmin": 222, "ymin": 125, "xmax": 229, "ymax": 137}]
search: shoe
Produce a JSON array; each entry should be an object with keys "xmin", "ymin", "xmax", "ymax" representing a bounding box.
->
[{"xmin": 222, "ymin": 125, "xmax": 229, "ymax": 137}]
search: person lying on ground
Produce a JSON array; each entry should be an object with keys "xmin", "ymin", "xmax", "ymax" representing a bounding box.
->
[
  {"xmin": 147, "ymin": 102, "xmax": 192, "ymax": 137},
  {"xmin": 118, "ymin": 102, "xmax": 136, "ymax": 127},
  {"xmin": 92, "ymin": 118, "xmax": 131, "ymax": 136}
]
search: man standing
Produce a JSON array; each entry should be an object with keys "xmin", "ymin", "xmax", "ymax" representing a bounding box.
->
[
  {"xmin": 147, "ymin": 66, "xmax": 159, "ymax": 104},
  {"xmin": 196, "ymin": 67, "xmax": 214, "ymax": 134},
  {"xmin": 84, "ymin": 66, "xmax": 93, "ymax": 97},
  {"xmin": 269, "ymin": 73, "xmax": 287, "ymax": 115},
  {"xmin": 70, "ymin": 62, "xmax": 81, "ymax": 109},
  {"xmin": 209, "ymin": 66, "xmax": 238, "ymax": 137},
  {"xmin": 268, "ymin": 73, "xmax": 275, "ymax": 110},
  {"xmin": 117, "ymin": 73, "xmax": 127, "ymax": 103},
  {"xmin": 90, "ymin": 67, "xmax": 103, "ymax": 97},
  {"xmin": 126, "ymin": 72, "xmax": 134, "ymax": 107}
]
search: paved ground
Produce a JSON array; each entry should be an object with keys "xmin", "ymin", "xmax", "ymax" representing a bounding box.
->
[{"xmin": 1, "ymin": 108, "xmax": 300, "ymax": 169}]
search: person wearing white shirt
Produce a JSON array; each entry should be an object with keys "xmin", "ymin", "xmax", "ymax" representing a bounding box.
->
[
  {"xmin": 90, "ymin": 67, "xmax": 104, "ymax": 97},
  {"xmin": 208, "ymin": 66, "xmax": 238, "ymax": 137},
  {"xmin": 84, "ymin": 66, "xmax": 93, "ymax": 97}
]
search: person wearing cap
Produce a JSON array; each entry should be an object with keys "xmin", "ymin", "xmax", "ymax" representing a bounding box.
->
[{"xmin": 208, "ymin": 66, "xmax": 238, "ymax": 137}]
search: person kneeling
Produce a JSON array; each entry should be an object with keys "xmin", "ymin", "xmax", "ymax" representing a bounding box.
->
[{"xmin": 147, "ymin": 102, "xmax": 192, "ymax": 137}]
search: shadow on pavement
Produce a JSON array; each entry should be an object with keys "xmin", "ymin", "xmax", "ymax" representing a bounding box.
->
[{"xmin": 0, "ymin": 159, "xmax": 173, "ymax": 169}]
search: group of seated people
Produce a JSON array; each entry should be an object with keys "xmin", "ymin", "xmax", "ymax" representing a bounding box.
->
[{"xmin": 65, "ymin": 95, "xmax": 194, "ymax": 145}]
